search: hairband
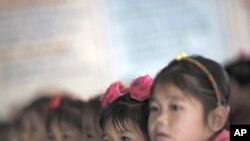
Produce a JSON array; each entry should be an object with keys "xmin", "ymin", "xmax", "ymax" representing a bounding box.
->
[
  {"xmin": 101, "ymin": 75, "xmax": 153, "ymax": 108},
  {"xmin": 175, "ymin": 52, "xmax": 222, "ymax": 106}
]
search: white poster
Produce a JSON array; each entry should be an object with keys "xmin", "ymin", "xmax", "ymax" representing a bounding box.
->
[{"xmin": 0, "ymin": 0, "xmax": 111, "ymax": 119}]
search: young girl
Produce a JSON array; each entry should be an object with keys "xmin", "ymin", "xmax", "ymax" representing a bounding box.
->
[
  {"xmin": 100, "ymin": 75, "xmax": 153, "ymax": 141},
  {"xmin": 148, "ymin": 54, "xmax": 230, "ymax": 141},
  {"xmin": 19, "ymin": 96, "xmax": 50, "ymax": 141},
  {"xmin": 225, "ymin": 57, "xmax": 250, "ymax": 124},
  {"xmin": 46, "ymin": 95, "xmax": 85, "ymax": 141},
  {"xmin": 81, "ymin": 95, "xmax": 103, "ymax": 141},
  {"xmin": 0, "ymin": 122, "xmax": 19, "ymax": 141}
]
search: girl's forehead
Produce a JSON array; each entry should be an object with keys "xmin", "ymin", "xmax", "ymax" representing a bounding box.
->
[
  {"xmin": 105, "ymin": 119, "xmax": 138, "ymax": 132},
  {"xmin": 23, "ymin": 110, "xmax": 42, "ymax": 121},
  {"xmin": 25, "ymin": 110, "xmax": 39, "ymax": 116},
  {"xmin": 152, "ymin": 84, "xmax": 188, "ymax": 100},
  {"xmin": 51, "ymin": 119, "xmax": 77, "ymax": 131},
  {"xmin": 151, "ymin": 83, "xmax": 202, "ymax": 107}
]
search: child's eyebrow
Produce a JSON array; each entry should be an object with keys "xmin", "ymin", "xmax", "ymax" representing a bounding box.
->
[
  {"xmin": 101, "ymin": 130, "xmax": 133, "ymax": 139},
  {"xmin": 149, "ymin": 96, "xmax": 157, "ymax": 103},
  {"xmin": 151, "ymin": 95, "xmax": 186, "ymax": 103},
  {"xmin": 116, "ymin": 129, "xmax": 133, "ymax": 134},
  {"xmin": 169, "ymin": 95, "xmax": 185, "ymax": 101}
]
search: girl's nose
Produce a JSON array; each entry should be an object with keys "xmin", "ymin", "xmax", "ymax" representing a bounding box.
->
[
  {"xmin": 156, "ymin": 111, "xmax": 169, "ymax": 127},
  {"xmin": 21, "ymin": 132, "xmax": 29, "ymax": 141}
]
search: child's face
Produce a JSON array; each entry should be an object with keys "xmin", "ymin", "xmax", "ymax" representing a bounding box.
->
[
  {"xmin": 0, "ymin": 127, "xmax": 18, "ymax": 141},
  {"xmin": 48, "ymin": 120, "xmax": 84, "ymax": 141},
  {"xmin": 82, "ymin": 114, "xmax": 102, "ymax": 141},
  {"xmin": 20, "ymin": 110, "xmax": 47, "ymax": 141},
  {"xmin": 102, "ymin": 120, "xmax": 146, "ymax": 141},
  {"xmin": 148, "ymin": 83, "xmax": 213, "ymax": 141}
]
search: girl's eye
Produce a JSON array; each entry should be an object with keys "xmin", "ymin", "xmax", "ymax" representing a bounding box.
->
[
  {"xmin": 149, "ymin": 105, "xmax": 158, "ymax": 113},
  {"xmin": 121, "ymin": 136, "xmax": 129, "ymax": 141},
  {"xmin": 102, "ymin": 137, "xmax": 110, "ymax": 141},
  {"xmin": 63, "ymin": 134, "xmax": 70, "ymax": 140},
  {"xmin": 48, "ymin": 135, "xmax": 55, "ymax": 141},
  {"xmin": 170, "ymin": 104, "xmax": 182, "ymax": 112},
  {"xmin": 87, "ymin": 134, "xmax": 94, "ymax": 138},
  {"xmin": 19, "ymin": 126, "xmax": 25, "ymax": 132},
  {"xmin": 31, "ymin": 126, "xmax": 37, "ymax": 132}
]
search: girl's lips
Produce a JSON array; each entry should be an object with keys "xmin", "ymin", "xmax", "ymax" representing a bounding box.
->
[{"xmin": 155, "ymin": 132, "xmax": 170, "ymax": 141}]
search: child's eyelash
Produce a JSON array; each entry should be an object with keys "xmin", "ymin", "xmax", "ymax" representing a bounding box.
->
[
  {"xmin": 121, "ymin": 136, "xmax": 130, "ymax": 141},
  {"xmin": 170, "ymin": 104, "xmax": 182, "ymax": 111},
  {"xmin": 63, "ymin": 134, "xmax": 70, "ymax": 139},
  {"xmin": 103, "ymin": 137, "xmax": 111, "ymax": 141},
  {"xmin": 87, "ymin": 134, "xmax": 94, "ymax": 138},
  {"xmin": 48, "ymin": 135, "xmax": 55, "ymax": 141},
  {"xmin": 149, "ymin": 105, "xmax": 158, "ymax": 112}
]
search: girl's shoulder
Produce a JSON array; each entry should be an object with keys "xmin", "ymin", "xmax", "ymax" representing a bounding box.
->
[{"xmin": 210, "ymin": 130, "xmax": 230, "ymax": 141}]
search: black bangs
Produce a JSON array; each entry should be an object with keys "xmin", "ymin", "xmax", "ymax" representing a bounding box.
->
[
  {"xmin": 46, "ymin": 107, "xmax": 82, "ymax": 132},
  {"xmin": 225, "ymin": 59, "xmax": 250, "ymax": 86},
  {"xmin": 21, "ymin": 96, "xmax": 50, "ymax": 121},
  {"xmin": 100, "ymin": 94, "xmax": 149, "ymax": 140},
  {"xmin": 109, "ymin": 104, "xmax": 138, "ymax": 131},
  {"xmin": 84, "ymin": 96, "xmax": 103, "ymax": 127},
  {"xmin": 152, "ymin": 60, "xmax": 203, "ymax": 98}
]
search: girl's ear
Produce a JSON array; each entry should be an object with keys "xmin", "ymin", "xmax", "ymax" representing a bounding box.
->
[{"xmin": 207, "ymin": 105, "xmax": 229, "ymax": 132}]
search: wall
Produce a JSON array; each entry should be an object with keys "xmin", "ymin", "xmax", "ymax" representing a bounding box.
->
[{"xmin": 0, "ymin": 0, "xmax": 249, "ymax": 119}]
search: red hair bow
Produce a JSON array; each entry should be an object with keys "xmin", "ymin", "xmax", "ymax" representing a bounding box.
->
[
  {"xmin": 130, "ymin": 75, "xmax": 153, "ymax": 101},
  {"xmin": 101, "ymin": 75, "xmax": 153, "ymax": 108},
  {"xmin": 101, "ymin": 82, "xmax": 129, "ymax": 108}
]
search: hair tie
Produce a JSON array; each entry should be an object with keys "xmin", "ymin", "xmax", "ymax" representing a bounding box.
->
[
  {"xmin": 175, "ymin": 52, "xmax": 187, "ymax": 61},
  {"xmin": 47, "ymin": 92, "xmax": 71, "ymax": 112},
  {"xmin": 175, "ymin": 53, "xmax": 222, "ymax": 106},
  {"xmin": 47, "ymin": 95, "xmax": 62, "ymax": 112},
  {"xmin": 130, "ymin": 75, "xmax": 153, "ymax": 101}
]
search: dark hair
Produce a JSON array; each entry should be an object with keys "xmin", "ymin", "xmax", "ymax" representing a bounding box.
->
[
  {"xmin": 0, "ymin": 121, "xmax": 18, "ymax": 133},
  {"xmin": 20, "ymin": 96, "xmax": 51, "ymax": 122},
  {"xmin": 83, "ymin": 96, "xmax": 103, "ymax": 126},
  {"xmin": 225, "ymin": 58, "xmax": 250, "ymax": 86},
  {"xmin": 151, "ymin": 55, "xmax": 230, "ymax": 123},
  {"xmin": 46, "ymin": 99, "xmax": 84, "ymax": 132},
  {"xmin": 100, "ymin": 94, "xmax": 149, "ymax": 141}
]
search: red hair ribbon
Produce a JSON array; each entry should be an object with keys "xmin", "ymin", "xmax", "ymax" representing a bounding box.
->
[
  {"xmin": 130, "ymin": 75, "xmax": 153, "ymax": 101},
  {"xmin": 101, "ymin": 82, "xmax": 128, "ymax": 109},
  {"xmin": 101, "ymin": 75, "xmax": 153, "ymax": 108}
]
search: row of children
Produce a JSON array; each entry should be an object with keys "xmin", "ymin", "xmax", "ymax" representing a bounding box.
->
[{"xmin": 1, "ymin": 53, "xmax": 250, "ymax": 141}]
